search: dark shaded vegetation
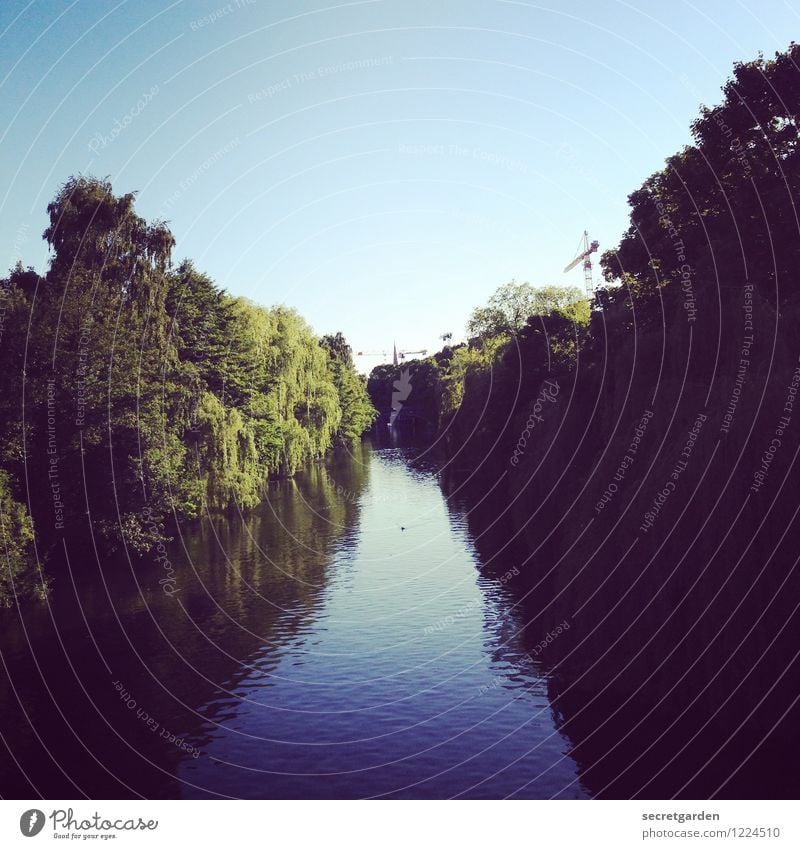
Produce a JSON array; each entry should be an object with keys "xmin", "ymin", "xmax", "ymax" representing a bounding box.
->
[
  {"xmin": 370, "ymin": 44, "xmax": 800, "ymax": 798},
  {"xmin": 0, "ymin": 442, "xmax": 372, "ymax": 798}
]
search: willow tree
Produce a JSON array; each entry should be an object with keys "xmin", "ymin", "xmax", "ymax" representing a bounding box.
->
[
  {"xmin": 267, "ymin": 306, "xmax": 341, "ymax": 472},
  {"xmin": 31, "ymin": 176, "xmax": 191, "ymax": 552},
  {"xmin": 0, "ymin": 175, "xmax": 373, "ymax": 594}
]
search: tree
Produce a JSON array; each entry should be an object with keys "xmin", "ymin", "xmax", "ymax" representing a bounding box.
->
[
  {"xmin": 320, "ymin": 332, "xmax": 354, "ymax": 368},
  {"xmin": 29, "ymin": 176, "xmax": 187, "ymax": 550},
  {"xmin": 165, "ymin": 260, "xmax": 242, "ymax": 401},
  {"xmin": 321, "ymin": 333, "xmax": 376, "ymax": 440},
  {"xmin": 0, "ymin": 175, "xmax": 363, "ymax": 592},
  {"xmin": 467, "ymin": 280, "xmax": 586, "ymax": 338},
  {"xmin": 0, "ymin": 470, "xmax": 44, "ymax": 607},
  {"xmin": 602, "ymin": 42, "xmax": 800, "ymax": 307}
]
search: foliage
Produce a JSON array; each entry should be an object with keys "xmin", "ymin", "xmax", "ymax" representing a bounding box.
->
[
  {"xmin": 0, "ymin": 470, "xmax": 45, "ymax": 607},
  {"xmin": 321, "ymin": 333, "xmax": 377, "ymax": 440},
  {"xmin": 0, "ymin": 177, "xmax": 374, "ymax": 603},
  {"xmin": 467, "ymin": 280, "xmax": 587, "ymax": 338},
  {"xmin": 602, "ymin": 42, "xmax": 800, "ymax": 308},
  {"xmin": 5, "ymin": 44, "xmax": 800, "ymax": 606},
  {"xmin": 437, "ymin": 337, "xmax": 509, "ymax": 420}
]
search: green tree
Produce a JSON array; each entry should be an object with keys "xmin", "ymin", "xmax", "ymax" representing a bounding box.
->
[
  {"xmin": 320, "ymin": 332, "xmax": 354, "ymax": 368},
  {"xmin": 0, "ymin": 175, "xmax": 361, "ymax": 594},
  {"xmin": 29, "ymin": 176, "xmax": 189, "ymax": 551},
  {"xmin": 467, "ymin": 280, "xmax": 586, "ymax": 338},
  {"xmin": 321, "ymin": 333, "xmax": 376, "ymax": 440},
  {"xmin": 0, "ymin": 470, "xmax": 45, "ymax": 607}
]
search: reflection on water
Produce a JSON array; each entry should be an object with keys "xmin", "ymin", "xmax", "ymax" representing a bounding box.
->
[
  {"xmin": 440, "ymin": 463, "xmax": 800, "ymax": 801},
  {"xmin": 0, "ymin": 440, "xmax": 585, "ymax": 799}
]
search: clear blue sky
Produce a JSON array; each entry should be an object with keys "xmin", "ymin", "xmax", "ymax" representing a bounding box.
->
[{"xmin": 1, "ymin": 0, "xmax": 797, "ymax": 371}]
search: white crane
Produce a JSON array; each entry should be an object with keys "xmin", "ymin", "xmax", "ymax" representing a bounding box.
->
[
  {"xmin": 355, "ymin": 346, "xmax": 428, "ymax": 364},
  {"xmin": 563, "ymin": 230, "xmax": 599, "ymax": 298}
]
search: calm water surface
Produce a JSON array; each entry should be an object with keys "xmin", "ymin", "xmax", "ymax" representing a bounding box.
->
[{"xmin": 0, "ymin": 440, "xmax": 585, "ymax": 799}]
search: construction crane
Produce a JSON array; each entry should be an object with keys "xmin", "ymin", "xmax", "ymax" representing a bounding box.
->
[
  {"xmin": 355, "ymin": 346, "xmax": 428, "ymax": 363},
  {"xmin": 563, "ymin": 230, "xmax": 599, "ymax": 297}
]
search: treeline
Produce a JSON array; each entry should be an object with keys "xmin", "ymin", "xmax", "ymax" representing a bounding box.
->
[
  {"xmin": 367, "ymin": 282, "xmax": 586, "ymax": 435},
  {"xmin": 371, "ymin": 42, "xmax": 800, "ymax": 498},
  {"xmin": 368, "ymin": 44, "xmax": 800, "ymax": 795},
  {"xmin": 0, "ymin": 177, "xmax": 375, "ymax": 606}
]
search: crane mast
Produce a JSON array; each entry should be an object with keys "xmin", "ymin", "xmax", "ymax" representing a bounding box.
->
[{"xmin": 563, "ymin": 230, "xmax": 600, "ymax": 298}]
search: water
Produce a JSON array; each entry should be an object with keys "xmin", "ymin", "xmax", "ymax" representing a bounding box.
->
[{"xmin": 0, "ymin": 440, "xmax": 585, "ymax": 799}]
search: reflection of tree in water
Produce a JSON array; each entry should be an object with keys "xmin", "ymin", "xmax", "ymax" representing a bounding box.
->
[
  {"xmin": 439, "ymin": 469, "xmax": 553, "ymax": 690},
  {"xmin": 0, "ymin": 444, "xmax": 370, "ymax": 799},
  {"xmin": 439, "ymin": 462, "xmax": 800, "ymax": 800}
]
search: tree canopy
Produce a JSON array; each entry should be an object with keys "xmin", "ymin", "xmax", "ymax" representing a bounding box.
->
[
  {"xmin": 466, "ymin": 281, "xmax": 587, "ymax": 338},
  {"xmin": 0, "ymin": 176, "xmax": 375, "ymax": 607},
  {"xmin": 602, "ymin": 42, "xmax": 800, "ymax": 310}
]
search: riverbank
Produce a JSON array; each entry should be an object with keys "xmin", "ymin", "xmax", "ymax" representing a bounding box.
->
[
  {"xmin": 0, "ymin": 178, "xmax": 376, "ymax": 609},
  {"xmin": 424, "ymin": 282, "xmax": 800, "ymax": 798}
]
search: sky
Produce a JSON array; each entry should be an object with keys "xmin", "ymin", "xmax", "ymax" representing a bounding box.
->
[{"xmin": 1, "ymin": 0, "xmax": 798, "ymax": 372}]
